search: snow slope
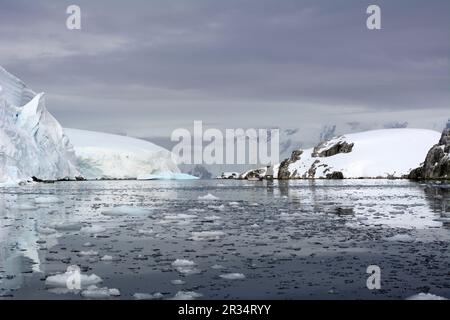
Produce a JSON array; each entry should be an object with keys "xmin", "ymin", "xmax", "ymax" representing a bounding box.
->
[
  {"xmin": 0, "ymin": 66, "xmax": 80, "ymax": 184},
  {"xmin": 281, "ymin": 129, "xmax": 440, "ymax": 179},
  {"xmin": 65, "ymin": 128, "xmax": 180, "ymax": 180},
  {"xmin": 239, "ymin": 129, "xmax": 441, "ymax": 179}
]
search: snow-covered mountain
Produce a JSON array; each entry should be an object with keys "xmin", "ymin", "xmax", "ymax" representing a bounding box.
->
[
  {"xmin": 0, "ymin": 66, "xmax": 181, "ymax": 185},
  {"xmin": 65, "ymin": 128, "xmax": 180, "ymax": 180},
  {"xmin": 240, "ymin": 129, "xmax": 441, "ymax": 179},
  {"xmin": 0, "ymin": 66, "xmax": 80, "ymax": 184}
]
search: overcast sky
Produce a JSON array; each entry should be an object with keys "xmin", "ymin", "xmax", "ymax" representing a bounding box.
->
[{"xmin": 1, "ymin": 0, "xmax": 449, "ymax": 147}]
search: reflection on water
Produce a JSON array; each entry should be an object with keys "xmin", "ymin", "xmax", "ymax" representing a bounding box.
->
[{"xmin": 0, "ymin": 180, "xmax": 449, "ymax": 299}]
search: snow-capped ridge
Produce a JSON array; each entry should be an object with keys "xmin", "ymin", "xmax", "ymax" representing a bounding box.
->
[{"xmin": 239, "ymin": 129, "xmax": 441, "ymax": 179}]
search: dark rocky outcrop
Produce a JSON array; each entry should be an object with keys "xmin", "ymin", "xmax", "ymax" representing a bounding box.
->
[
  {"xmin": 187, "ymin": 165, "xmax": 212, "ymax": 179},
  {"xmin": 312, "ymin": 139, "xmax": 354, "ymax": 157},
  {"xmin": 278, "ymin": 150, "xmax": 303, "ymax": 180},
  {"xmin": 408, "ymin": 128, "xmax": 450, "ymax": 180},
  {"xmin": 326, "ymin": 171, "xmax": 344, "ymax": 179}
]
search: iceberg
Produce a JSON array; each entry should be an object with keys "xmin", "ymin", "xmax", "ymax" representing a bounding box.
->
[
  {"xmin": 0, "ymin": 65, "xmax": 183, "ymax": 184},
  {"xmin": 0, "ymin": 66, "xmax": 80, "ymax": 184}
]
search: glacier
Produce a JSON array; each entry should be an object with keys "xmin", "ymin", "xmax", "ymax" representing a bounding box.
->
[{"xmin": 0, "ymin": 65, "xmax": 180, "ymax": 185}]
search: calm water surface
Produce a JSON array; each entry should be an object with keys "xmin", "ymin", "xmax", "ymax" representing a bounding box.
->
[{"xmin": 1, "ymin": 180, "xmax": 449, "ymax": 299}]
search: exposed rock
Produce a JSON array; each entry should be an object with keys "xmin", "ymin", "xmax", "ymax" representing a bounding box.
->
[
  {"xmin": 326, "ymin": 171, "xmax": 344, "ymax": 179},
  {"xmin": 243, "ymin": 168, "xmax": 266, "ymax": 180},
  {"xmin": 217, "ymin": 172, "xmax": 239, "ymax": 179},
  {"xmin": 409, "ymin": 128, "xmax": 450, "ymax": 180},
  {"xmin": 312, "ymin": 138, "xmax": 354, "ymax": 157},
  {"xmin": 278, "ymin": 149, "xmax": 303, "ymax": 180},
  {"xmin": 187, "ymin": 165, "xmax": 212, "ymax": 179}
]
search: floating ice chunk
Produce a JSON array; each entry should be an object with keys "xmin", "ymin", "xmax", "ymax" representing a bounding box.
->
[
  {"xmin": 79, "ymin": 250, "xmax": 99, "ymax": 257},
  {"xmin": 219, "ymin": 273, "xmax": 246, "ymax": 280},
  {"xmin": 406, "ymin": 293, "xmax": 447, "ymax": 300},
  {"xmin": 164, "ymin": 214, "xmax": 197, "ymax": 220},
  {"xmin": 137, "ymin": 229, "xmax": 154, "ymax": 235},
  {"xmin": 172, "ymin": 259, "xmax": 196, "ymax": 268},
  {"xmin": 102, "ymin": 206, "xmax": 152, "ymax": 216},
  {"xmin": 133, "ymin": 292, "xmax": 164, "ymax": 300},
  {"xmin": 228, "ymin": 201, "xmax": 240, "ymax": 206},
  {"xmin": 81, "ymin": 285, "xmax": 120, "ymax": 299},
  {"xmin": 100, "ymin": 255, "xmax": 114, "ymax": 262},
  {"xmin": 171, "ymin": 291, "xmax": 203, "ymax": 300},
  {"xmin": 188, "ymin": 208, "xmax": 206, "ymax": 213},
  {"xmin": 83, "ymin": 242, "xmax": 95, "ymax": 247},
  {"xmin": 249, "ymin": 223, "xmax": 260, "ymax": 229},
  {"xmin": 198, "ymin": 193, "xmax": 219, "ymax": 201},
  {"xmin": 50, "ymin": 222, "xmax": 83, "ymax": 232},
  {"xmin": 211, "ymin": 264, "xmax": 225, "ymax": 270},
  {"xmin": 191, "ymin": 231, "xmax": 225, "ymax": 241},
  {"xmin": 385, "ymin": 234, "xmax": 415, "ymax": 242},
  {"xmin": 81, "ymin": 225, "xmax": 107, "ymax": 234},
  {"xmin": 172, "ymin": 259, "xmax": 200, "ymax": 275},
  {"xmin": 204, "ymin": 215, "xmax": 222, "ymax": 220},
  {"xmin": 35, "ymin": 196, "xmax": 62, "ymax": 204},
  {"xmin": 170, "ymin": 279, "xmax": 186, "ymax": 285},
  {"xmin": 15, "ymin": 203, "xmax": 37, "ymax": 210},
  {"xmin": 45, "ymin": 270, "xmax": 102, "ymax": 288},
  {"xmin": 208, "ymin": 205, "xmax": 225, "ymax": 211},
  {"xmin": 37, "ymin": 226, "xmax": 57, "ymax": 235}
]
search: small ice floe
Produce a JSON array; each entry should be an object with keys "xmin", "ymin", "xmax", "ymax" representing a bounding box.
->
[
  {"xmin": 172, "ymin": 259, "xmax": 196, "ymax": 268},
  {"xmin": 171, "ymin": 279, "xmax": 186, "ymax": 285},
  {"xmin": 385, "ymin": 234, "xmax": 415, "ymax": 242},
  {"xmin": 228, "ymin": 201, "xmax": 240, "ymax": 207},
  {"xmin": 188, "ymin": 208, "xmax": 206, "ymax": 213},
  {"xmin": 101, "ymin": 206, "xmax": 152, "ymax": 217},
  {"xmin": 81, "ymin": 225, "xmax": 107, "ymax": 234},
  {"xmin": 45, "ymin": 268, "xmax": 102, "ymax": 288},
  {"xmin": 81, "ymin": 285, "xmax": 120, "ymax": 299},
  {"xmin": 208, "ymin": 204, "xmax": 225, "ymax": 211},
  {"xmin": 219, "ymin": 273, "xmax": 246, "ymax": 280},
  {"xmin": 137, "ymin": 229, "xmax": 154, "ymax": 236},
  {"xmin": 204, "ymin": 215, "xmax": 222, "ymax": 221},
  {"xmin": 37, "ymin": 226, "xmax": 58, "ymax": 235},
  {"xmin": 83, "ymin": 242, "xmax": 95, "ymax": 247},
  {"xmin": 35, "ymin": 196, "xmax": 62, "ymax": 204},
  {"xmin": 50, "ymin": 222, "xmax": 83, "ymax": 232},
  {"xmin": 406, "ymin": 293, "xmax": 447, "ymax": 300},
  {"xmin": 164, "ymin": 214, "xmax": 197, "ymax": 220},
  {"xmin": 172, "ymin": 259, "xmax": 201, "ymax": 275},
  {"xmin": 78, "ymin": 250, "xmax": 99, "ymax": 257},
  {"xmin": 249, "ymin": 223, "xmax": 260, "ymax": 229},
  {"xmin": 100, "ymin": 255, "xmax": 114, "ymax": 262},
  {"xmin": 211, "ymin": 264, "xmax": 225, "ymax": 270},
  {"xmin": 191, "ymin": 231, "xmax": 225, "ymax": 241},
  {"xmin": 15, "ymin": 203, "xmax": 37, "ymax": 211},
  {"xmin": 249, "ymin": 202, "xmax": 259, "ymax": 207},
  {"xmin": 133, "ymin": 292, "xmax": 164, "ymax": 300},
  {"xmin": 171, "ymin": 291, "xmax": 203, "ymax": 300},
  {"xmin": 198, "ymin": 193, "xmax": 219, "ymax": 201}
]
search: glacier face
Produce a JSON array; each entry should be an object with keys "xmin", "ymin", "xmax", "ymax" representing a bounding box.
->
[{"xmin": 0, "ymin": 66, "xmax": 80, "ymax": 184}]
